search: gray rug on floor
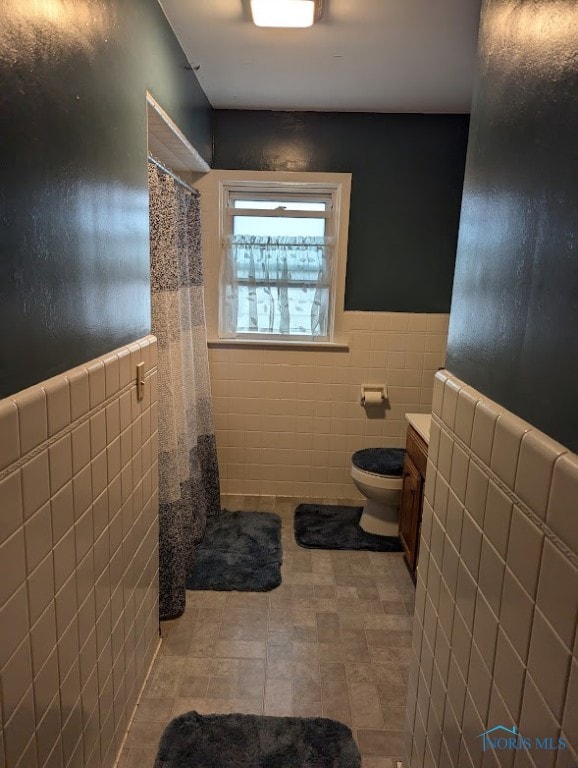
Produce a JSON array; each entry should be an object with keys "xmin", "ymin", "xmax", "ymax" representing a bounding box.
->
[
  {"xmin": 154, "ymin": 712, "xmax": 361, "ymax": 768},
  {"xmin": 187, "ymin": 510, "xmax": 282, "ymax": 591},
  {"xmin": 294, "ymin": 503, "xmax": 403, "ymax": 552}
]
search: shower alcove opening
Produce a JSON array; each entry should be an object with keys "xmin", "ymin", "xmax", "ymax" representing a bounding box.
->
[{"xmin": 146, "ymin": 93, "xmax": 221, "ymax": 622}]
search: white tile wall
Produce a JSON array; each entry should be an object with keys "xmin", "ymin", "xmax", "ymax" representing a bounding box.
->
[
  {"xmin": 406, "ymin": 371, "xmax": 578, "ymax": 768},
  {"xmin": 0, "ymin": 337, "xmax": 159, "ymax": 768},
  {"xmin": 209, "ymin": 311, "xmax": 448, "ymax": 499}
]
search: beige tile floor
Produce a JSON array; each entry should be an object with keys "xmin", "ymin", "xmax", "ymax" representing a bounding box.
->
[{"xmin": 117, "ymin": 497, "xmax": 415, "ymax": 768}]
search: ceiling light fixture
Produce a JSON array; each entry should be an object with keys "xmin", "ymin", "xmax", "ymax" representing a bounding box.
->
[{"xmin": 250, "ymin": 0, "xmax": 322, "ymax": 28}]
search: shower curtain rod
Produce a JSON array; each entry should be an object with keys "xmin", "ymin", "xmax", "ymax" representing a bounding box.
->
[{"xmin": 148, "ymin": 155, "xmax": 199, "ymax": 196}]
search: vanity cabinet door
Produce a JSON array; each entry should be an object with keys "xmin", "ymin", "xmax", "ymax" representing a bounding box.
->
[{"xmin": 399, "ymin": 455, "xmax": 423, "ymax": 574}]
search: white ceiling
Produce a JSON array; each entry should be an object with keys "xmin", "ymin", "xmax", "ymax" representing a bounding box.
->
[{"xmin": 159, "ymin": 0, "xmax": 482, "ymax": 113}]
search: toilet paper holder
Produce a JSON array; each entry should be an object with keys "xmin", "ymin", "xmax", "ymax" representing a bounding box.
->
[{"xmin": 360, "ymin": 385, "xmax": 387, "ymax": 406}]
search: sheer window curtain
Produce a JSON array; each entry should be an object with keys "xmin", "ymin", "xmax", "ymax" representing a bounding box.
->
[
  {"xmin": 148, "ymin": 160, "xmax": 221, "ymax": 620},
  {"xmin": 220, "ymin": 235, "xmax": 335, "ymax": 338}
]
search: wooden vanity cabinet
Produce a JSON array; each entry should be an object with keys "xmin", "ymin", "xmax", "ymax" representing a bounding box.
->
[{"xmin": 399, "ymin": 425, "xmax": 428, "ymax": 577}]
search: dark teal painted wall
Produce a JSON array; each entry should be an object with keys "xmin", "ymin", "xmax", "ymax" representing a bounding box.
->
[
  {"xmin": 0, "ymin": 0, "xmax": 212, "ymax": 398},
  {"xmin": 213, "ymin": 110, "xmax": 470, "ymax": 313},
  {"xmin": 446, "ymin": 0, "xmax": 578, "ymax": 452}
]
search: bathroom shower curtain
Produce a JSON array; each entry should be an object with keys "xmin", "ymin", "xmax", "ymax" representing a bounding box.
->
[{"xmin": 148, "ymin": 160, "xmax": 221, "ymax": 620}]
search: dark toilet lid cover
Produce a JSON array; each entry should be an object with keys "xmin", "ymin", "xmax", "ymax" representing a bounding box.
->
[{"xmin": 352, "ymin": 447, "xmax": 406, "ymax": 477}]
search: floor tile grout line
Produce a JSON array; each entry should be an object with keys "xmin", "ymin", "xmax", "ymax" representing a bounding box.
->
[{"xmin": 121, "ymin": 501, "xmax": 414, "ymax": 763}]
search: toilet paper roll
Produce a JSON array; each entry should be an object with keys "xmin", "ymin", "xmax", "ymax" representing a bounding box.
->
[{"xmin": 362, "ymin": 391, "xmax": 383, "ymax": 406}]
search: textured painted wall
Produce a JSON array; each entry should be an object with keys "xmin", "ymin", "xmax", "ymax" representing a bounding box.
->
[
  {"xmin": 213, "ymin": 110, "xmax": 470, "ymax": 314},
  {"xmin": 0, "ymin": 0, "xmax": 212, "ymax": 399},
  {"xmin": 446, "ymin": 0, "xmax": 578, "ymax": 452}
]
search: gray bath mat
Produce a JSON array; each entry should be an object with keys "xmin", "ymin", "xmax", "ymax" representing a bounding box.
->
[
  {"xmin": 187, "ymin": 510, "xmax": 282, "ymax": 591},
  {"xmin": 294, "ymin": 504, "xmax": 403, "ymax": 552},
  {"xmin": 154, "ymin": 711, "xmax": 361, "ymax": 768}
]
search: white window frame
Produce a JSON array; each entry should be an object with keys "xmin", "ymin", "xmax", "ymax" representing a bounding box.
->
[
  {"xmin": 194, "ymin": 170, "xmax": 351, "ymax": 349},
  {"xmin": 218, "ymin": 179, "xmax": 346, "ymax": 344}
]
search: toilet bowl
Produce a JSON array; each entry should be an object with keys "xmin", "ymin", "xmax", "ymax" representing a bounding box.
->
[{"xmin": 351, "ymin": 448, "xmax": 405, "ymax": 536}]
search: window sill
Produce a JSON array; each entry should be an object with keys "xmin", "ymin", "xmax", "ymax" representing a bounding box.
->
[{"xmin": 207, "ymin": 338, "xmax": 350, "ymax": 351}]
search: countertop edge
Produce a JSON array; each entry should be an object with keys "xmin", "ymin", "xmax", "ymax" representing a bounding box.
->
[{"xmin": 405, "ymin": 412, "xmax": 431, "ymax": 445}]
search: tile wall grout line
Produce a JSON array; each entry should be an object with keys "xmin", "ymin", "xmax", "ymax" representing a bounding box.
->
[
  {"xmin": 112, "ymin": 639, "xmax": 163, "ymax": 767},
  {"xmin": 432, "ymin": 411, "xmax": 578, "ymax": 568},
  {"xmin": 0, "ymin": 367, "xmax": 157, "ymax": 484}
]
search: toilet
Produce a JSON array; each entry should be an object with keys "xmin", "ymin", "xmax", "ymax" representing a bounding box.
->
[{"xmin": 350, "ymin": 448, "xmax": 406, "ymax": 536}]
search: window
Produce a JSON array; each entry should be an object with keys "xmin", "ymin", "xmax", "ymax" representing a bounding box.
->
[{"xmin": 218, "ymin": 182, "xmax": 344, "ymax": 342}]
